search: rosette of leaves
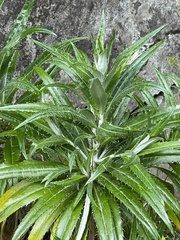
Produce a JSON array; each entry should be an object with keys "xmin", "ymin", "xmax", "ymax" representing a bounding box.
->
[{"xmin": 0, "ymin": 11, "xmax": 180, "ymax": 240}]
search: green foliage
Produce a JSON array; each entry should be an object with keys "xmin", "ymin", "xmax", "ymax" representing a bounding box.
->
[{"xmin": 0, "ymin": 4, "xmax": 180, "ymax": 240}]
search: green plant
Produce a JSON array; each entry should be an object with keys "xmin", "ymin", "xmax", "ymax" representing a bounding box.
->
[
  {"xmin": 0, "ymin": 8, "xmax": 180, "ymax": 240},
  {"xmin": 0, "ymin": 1, "xmax": 83, "ymax": 239}
]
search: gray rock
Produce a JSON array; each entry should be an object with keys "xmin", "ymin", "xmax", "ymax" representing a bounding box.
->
[{"xmin": 1, "ymin": 0, "xmax": 180, "ymax": 85}]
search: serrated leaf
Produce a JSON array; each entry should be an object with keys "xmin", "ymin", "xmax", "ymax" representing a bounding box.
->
[
  {"xmin": 0, "ymin": 160, "xmax": 68, "ymax": 179},
  {"xmin": 154, "ymin": 67, "xmax": 176, "ymax": 107},
  {"xmin": 129, "ymin": 163, "xmax": 173, "ymax": 231},
  {"xmin": 165, "ymin": 205, "xmax": 180, "ymax": 230},
  {"xmin": 108, "ymin": 194, "xmax": 124, "ymax": 239},
  {"xmin": 156, "ymin": 167, "xmax": 180, "ymax": 192},
  {"xmin": 142, "ymin": 149, "xmax": 180, "ymax": 165},
  {"xmin": 0, "ymin": 103, "xmax": 51, "ymax": 112},
  {"xmin": 154, "ymin": 177, "xmax": 180, "ymax": 215},
  {"xmin": 97, "ymin": 121, "xmax": 130, "ymax": 138},
  {"xmin": 109, "ymin": 162, "xmax": 177, "ymax": 232},
  {"xmin": 53, "ymin": 195, "xmax": 84, "ymax": 240},
  {"xmin": 12, "ymin": 185, "xmax": 75, "ymax": 240},
  {"xmin": 4, "ymin": 0, "xmax": 34, "ymax": 45},
  {"xmin": 28, "ymin": 191, "xmax": 76, "ymax": 240},
  {"xmin": 105, "ymin": 25, "xmax": 166, "ymax": 91},
  {"xmin": 109, "ymin": 41, "xmax": 164, "ymax": 111},
  {"xmin": 71, "ymin": 42, "xmax": 92, "ymax": 66},
  {"xmin": 106, "ymin": 79, "xmax": 168, "ymax": 115},
  {"xmin": 139, "ymin": 141, "xmax": 180, "ymax": 156},
  {"xmin": 4, "ymin": 78, "xmax": 40, "ymax": 94},
  {"xmin": 0, "ymin": 180, "xmax": 44, "ymax": 222},
  {"xmin": 98, "ymin": 174, "xmax": 160, "ymax": 239},
  {"xmin": 91, "ymin": 185, "xmax": 114, "ymax": 240}
]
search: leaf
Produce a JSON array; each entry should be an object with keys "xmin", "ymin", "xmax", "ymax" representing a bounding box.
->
[
  {"xmin": 35, "ymin": 66, "xmax": 70, "ymax": 105},
  {"xmin": 153, "ymin": 177, "xmax": 180, "ymax": 215},
  {"xmin": 86, "ymin": 156, "xmax": 113, "ymax": 184},
  {"xmin": 125, "ymin": 105, "xmax": 180, "ymax": 132},
  {"xmin": 0, "ymin": 180, "xmax": 44, "ymax": 222},
  {"xmin": 133, "ymin": 135, "xmax": 161, "ymax": 154},
  {"xmin": 109, "ymin": 41, "xmax": 164, "ymax": 111},
  {"xmin": 75, "ymin": 193, "xmax": 91, "ymax": 240},
  {"xmin": 139, "ymin": 141, "xmax": 180, "ymax": 156},
  {"xmin": 32, "ymin": 38, "xmax": 86, "ymax": 61},
  {"xmin": 97, "ymin": 121, "xmax": 130, "ymax": 138},
  {"xmin": 98, "ymin": 174, "xmax": 160, "ymax": 239},
  {"xmin": 141, "ymin": 89, "xmax": 159, "ymax": 107},
  {"xmin": 90, "ymin": 78, "xmax": 107, "ymax": 113},
  {"xmin": 0, "ymin": 0, "xmax": 4, "ymax": 8},
  {"xmin": 170, "ymin": 163, "xmax": 180, "ymax": 176},
  {"xmin": 12, "ymin": 106, "xmax": 95, "ymax": 133},
  {"xmin": 4, "ymin": 0, "xmax": 34, "ymax": 45},
  {"xmin": 106, "ymin": 79, "xmax": 167, "ymax": 116},
  {"xmin": 105, "ymin": 25, "xmax": 166, "ymax": 91},
  {"xmin": 0, "ymin": 160, "xmax": 68, "ymax": 179},
  {"xmin": 52, "ymin": 192, "xmax": 85, "ymax": 240},
  {"xmin": 21, "ymin": 37, "xmax": 84, "ymax": 82},
  {"xmin": 91, "ymin": 185, "xmax": 115, "ymax": 240},
  {"xmin": 109, "ymin": 162, "xmax": 177, "ymax": 232},
  {"xmin": 108, "ymin": 194, "xmax": 124, "ymax": 239},
  {"xmin": 92, "ymin": 11, "xmax": 105, "ymax": 59},
  {"xmin": 12, "ymin": 185, "xmax": 75, "ymax": 240},
  {"xmin": 129, "ymin": 217, "xmax": 138, "ymax": 240},
  {"xmin": 129, "ymin": 163, "xmax": 173, "ymax": 231},
  {"xmin": 165, "ymin": 205, "xmax": 180, "ymax": 230},
  {"xmin": 21, "ymin": 26, "xmax": 56, "ymax": 39},
  {"xmin": 0, "ymin": 103, "xmax": 51, "ymax": 112},
  {"xmin": 28, "ymin": 191, "xmax": 76, "ymax": 240},
  {"xmin": 71, "ymin": 42, "xmax": 92, "ymax": 66},
  {"xmin": 156, "ymin": 167, "xmax": 180, "ymax": 192},
  {"xmin": 150, "ymin": 109, "xmax": 174, "ymax": 136},
  {"xmin": 30, "ymin": 135, "xmax": 68, "ymax": 155},
  {"xmin": 4, "ymin": 136, "xmax": 20, "ymax": 164},
  {"xmin": 95, "ymin": 50, "xmax": 109, "ymax": 75},
  {"xmin": 154, "ymin": 66, "xmax": 176, "ymax": 107},
  {"xmin": 142, "ymin": 149, "xmax": 180, "ymax": 165},
  {"xmin": 52, "ymin": 175, "xmax": 86, "ymax": 187},
  {"xmin": 4, "ymin": 78, "xmax": 40, "ymax": 94}
]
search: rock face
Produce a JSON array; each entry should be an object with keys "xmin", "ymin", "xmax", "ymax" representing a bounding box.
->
[{"xmin": 1, "ymin": 0, "xmax": 180, "ymax": 82}]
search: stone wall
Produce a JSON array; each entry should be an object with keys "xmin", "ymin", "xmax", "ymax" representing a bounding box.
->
[{"xmin": 1, "ymin": 0, "xmax": 180, "ymax": 82}]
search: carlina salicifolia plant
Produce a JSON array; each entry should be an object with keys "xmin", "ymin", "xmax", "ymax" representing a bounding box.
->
[{"xmin": 0, "ymin": 7, "xmax": 180, "ymax": 240}]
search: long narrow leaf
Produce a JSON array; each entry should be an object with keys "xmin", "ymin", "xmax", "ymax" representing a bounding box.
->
[
  {"xmin": 28, "ymin": 191, "xmax": 76, "ymax": 240},
  {"xmin": 12, "ymin": 185, "xmax": 75, "ymax": 240},
  {"xmin": 0, "ymin": 160, "xmax": 68, "ymax": 179},
  {"xmin": 91, "ymin": 185, "xmax": 114, "ymax": 240},
  {"xmin": 0, "ymin": 180, "xmax": 44, "ymax": 222},
  {"xmin": 105, "ymin": 25, "xmax": 166, "ymax": 91},
  {"xmin": 4, "ymin": 0, "xmax": 34, "ymax": 45},
  {"xmin": 53, "ymin": 193, "xmax": 85, "ymax": 240},
  {"xmin": 98, "ymin": 174, "xmax": 160, "ymax": 239}
]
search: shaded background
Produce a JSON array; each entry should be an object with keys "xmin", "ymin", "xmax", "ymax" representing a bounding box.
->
[{"xmin": 0, "ymin": 0, "xmax": 180, "ymax": 85}]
